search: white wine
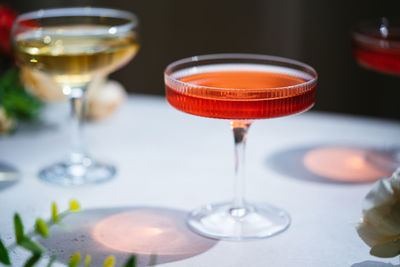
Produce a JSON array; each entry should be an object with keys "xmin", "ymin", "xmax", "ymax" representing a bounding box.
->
[{"xmin": 15, "ymin": 25, "xmax": 139, "ymax": 86}]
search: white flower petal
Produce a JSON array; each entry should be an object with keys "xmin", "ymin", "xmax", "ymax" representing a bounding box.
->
[
  {"xmin": 370, "ymin": 238, "xmax": 400, "ymax": 258},
  {"xmin": 357, "ymin": 222, "xmax": 388, "ymax": 247},
  {"xmin": 390, "ymin": 170, "xmax": 400, "ymax": 199},
  {"xmin": 357, "ymin": 169, "xmax": 400, "ymax": 258},
  {"xmin": 20, "ymin": 67, "xmax": 66, "ymax": 102},
  {"xmin": 87, "ymin": 79, "xmax": 126, "ymax": 120},
  {"xmin": 363, "ymin": 178, "xmax": 395, "ymax": 213},
  {"xmin": 364, "ymin": 203, "xmax": 400, "ymax": 237}
]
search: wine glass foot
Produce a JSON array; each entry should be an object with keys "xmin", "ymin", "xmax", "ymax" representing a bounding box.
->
[
  {"xmin": 365, "ymin": 147, "xmax": 400, "ymax": 173},
  {"xmin": 187, "ymin": 202, "xmax": 290, "ymax": 240},
  {"xmin": 39, "ymin": 157, "xmax": 116, "ymax": 186}
]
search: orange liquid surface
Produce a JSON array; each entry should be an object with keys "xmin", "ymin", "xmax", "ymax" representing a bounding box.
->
[{"xmin": 166, "ymin": 69, "xmax": 316, "ymax": 119}]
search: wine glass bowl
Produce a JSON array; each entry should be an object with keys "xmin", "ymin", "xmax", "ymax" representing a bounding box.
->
[
  {"xmin": 165, "ymin": 54, "xmax": 317, "ymax": 240},
  {"xmin": 352, "ymin": 18, "xmax": 400, "ymax": 76},
  {"xmin": 352, "ymin": 18, "xmax": 400, "ymax": 171},
  {"xmin": 13, "ymin": 8, "xmax": 139, "ymax": 87},
  {"xmin": 11, "ymin": 7, "xmax": 139, "ymax": 185},
  {"xmin": 165, "ymin": 54, "xmax": 317, "ymax": 120}
]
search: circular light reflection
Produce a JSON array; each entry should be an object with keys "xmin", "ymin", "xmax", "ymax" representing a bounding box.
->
[
  {"xmin": 92, "ymin": 209, "xmax": 215, "ymax": 255},
  {"xmin": 303, "ymin": 147, "xmax": 391, "ymax": 182}
]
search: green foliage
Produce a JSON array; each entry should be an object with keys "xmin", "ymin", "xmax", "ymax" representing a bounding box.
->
[
  {"xmin": 19, "ymin": 238, "xmax": 45, "ymax": 254},
  {"xmin": 122, "ymin": 255, "xmax": 136, "ymax": 267},
  {"xmin": 14, "ymin": 213, "xmax": 24, "ymax": 244},
  {"xmin": 69, "ymin": 200, "xmax": 81, "ymax": 212},
  {"xmin": 23, "ymin": 254, "xmax": 41, "ymax": 267},
  {"xmin": 35, "ymin": 218, "xmax": 49, "ymax": 238},
  {"xmin": 51, "ymin": 202, "xmax": 59, "ymax": 223},
  {"xmin": 46, "ymin": 255, "xmax": 57, "ymax": 267},
  {"xmin": 84, "ymin": 254, "xmax": 92, "ymax": 267},
  {"xmin": 68, "ymin": 252, "xmax": 81, "ymax": 267},
  {"xmin": 0, "ymin": 68, "xmax": 42, "ymax": 121},
  {"xmin": 104, "ymin": 255, "xmax": 115, "ymax": 267},
  {"xmin": 3, "ymin": 200, "xmax": 139, "ymax": 267},
  {"xmin": 0, "ymin": 238, "xmax": 11, "ymax": 265}
]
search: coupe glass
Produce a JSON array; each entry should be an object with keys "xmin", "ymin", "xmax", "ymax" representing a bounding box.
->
[
  {"xmin": 164, "ymin": 54, "xmax": 318, "ymax": 240},
  {"xmin": 352, "ymin": 18, "xmax": 400, "ymax": 171},
  {"xmin": 11, "ymin": 7, "xmax": 139, "ymax": 185}
]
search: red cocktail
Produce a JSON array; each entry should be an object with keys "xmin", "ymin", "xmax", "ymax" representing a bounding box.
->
[
  {"xmin": 166, "ymin": 67, "xmax": 316, "ymax": 119},
  {"xmin": 353, "ymin": 22, "xmax": 400, "ymax": 75},
  {"xmin": 164, "ymin": 54, "xmax": 318, "ymax": 240}
]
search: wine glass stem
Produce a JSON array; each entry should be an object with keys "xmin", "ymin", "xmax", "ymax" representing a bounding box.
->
[
  {"xmin": 230, "ymin": 120, "xmax": 252, "ymax": 215},
  {"xmin": 68, "ymin": 85, "xmax": 89, "ymax": 163}
]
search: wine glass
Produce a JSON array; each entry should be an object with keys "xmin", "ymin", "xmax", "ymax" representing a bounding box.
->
[
  {"xmin": 164, "ymin": 54, "xmax": 318, "ymax": 240},
  {"xmin": 352, "ymin": 17, "xmax": 400, "ymax": 172},
  {"xmin": 11, "ymin": 7, "xmax": 139, "ymax": 185}
]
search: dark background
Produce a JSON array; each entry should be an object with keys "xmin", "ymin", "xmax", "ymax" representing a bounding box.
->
[{"xmin": 2, "ymin": 0, "xmax": 400, "ymax": 120}]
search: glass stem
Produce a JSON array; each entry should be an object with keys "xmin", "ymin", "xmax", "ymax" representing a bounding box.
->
[
  {"xmin": 230, "ymin": 120, "xmax": 252, "ymax": 216},
  {"xmin": 67, "ymin": 85, "xmax": 89, "ymax": 164}
]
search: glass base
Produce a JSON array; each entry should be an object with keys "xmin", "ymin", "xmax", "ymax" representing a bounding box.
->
[
  {"xmin": 187, "ymin": 202, "xmax": 290, "ymax": 240},
  {"xmin": 39, "ymin": 156, "xmax": 116, "ymax": 186},
  {"xmin": 366, "ymin": 147, "xmax": 400, "ymax": 173}
]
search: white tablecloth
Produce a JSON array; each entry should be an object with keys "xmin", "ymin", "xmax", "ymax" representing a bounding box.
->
[{"xmin": 0, "ymin": 94, "xmax": 399, "ymax": 266}]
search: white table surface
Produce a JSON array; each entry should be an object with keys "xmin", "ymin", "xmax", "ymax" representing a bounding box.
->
[{"xmin": 0, "ymin": 94, "xmax": 399, "ymax": 267}]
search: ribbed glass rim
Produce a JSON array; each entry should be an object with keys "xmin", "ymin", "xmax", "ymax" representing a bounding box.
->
[
  {"xmin": 164, "ymin": 53, "xmax": 318, "ymax": 92},
  {"xmin": 352, "ymin": 17, "xmax": 400, "ymax": 49},
  {"xmin": 12, "ymin": 7, "xmax": 138, "ymax": 36}
]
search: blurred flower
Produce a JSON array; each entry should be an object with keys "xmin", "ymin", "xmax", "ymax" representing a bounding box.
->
[
  {"xmin": 357, "ymin": 168, "xmax": 400, "ymax": 258},
  {"xmin": 0, "ymin": 5, "xmax": 17, "ymax": 55},
  {"xmin": 87, "ymin": 79, "xmax": 126, "ymax": 120},
  {"xmin": 20, "ymin": 68, "xmax": 126, "ymax": 120},
  {"xmin": 0, "ymin": 106, "xmax": 14, "ymax": 133},
  {"xmin": 20, "ymin": 67, "xmax": 66, "ymax": 102}
]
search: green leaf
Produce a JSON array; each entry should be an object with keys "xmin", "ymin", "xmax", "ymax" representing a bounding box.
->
[
  {"xmin": 84, "ymin": 254, "xmax": 91, "ymax": 267},
  {"xmin": 123, "ymin": 255, "xmax": 136, "ymax": 267},
  {"xmin": 0, "ymin": 68, "xmax": 43, "ymax": 121},
  {"xmin": 23, "ymin": 253, "xmax": 41, "ymax": 267},
  {"xmin": 103, "ymin": 256, "xmax": 115, "ymax": 267},
  {"xmin": 0, "ymin": 238, "xmax": 11, "ymax": 265},
  {"xmin": 20, "ymin": 237, "xmax": 45, "ymax": 254},
  {"xmin": 14, "ymin": 213, "xmax": 25, "ymax": 244},
  {"xmin": 69, "ymin": 200, "xmax": 81, "ymax": 212},
  {"xmin": 103, "ymin": 255, "xmax": 115, "ymax": 267},
  {"xmin": 68, "ymin": 252, "xmax": 81, "ymax": 267},
  {"xmin": 35, "ymin": 218, "xmax": 49, "ymax": 238},
  {"xmin": 55, "ymin": 221, "xmax": 68, "ymax": 230},
  {"xmin": 51, "ymin": 202, "xmax": 59, "ymax": 223},
  {"xmin": 46, "ymin": 255, "xmax": 57, "ymax": 267}
]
